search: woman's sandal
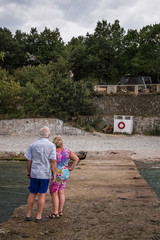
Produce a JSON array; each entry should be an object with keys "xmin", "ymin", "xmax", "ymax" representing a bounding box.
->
[
  {"xmin": 47, "ymin": 213, "xmax": 59, "ymax": 219},
  {"xmin": 59, "ymin": 211, "xmax": 63, "ymax": 216}
]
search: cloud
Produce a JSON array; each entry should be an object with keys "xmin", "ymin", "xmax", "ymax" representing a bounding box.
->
[{"xmin": 0, "ymin": 0, "xmax": 160, "ymax": 43}]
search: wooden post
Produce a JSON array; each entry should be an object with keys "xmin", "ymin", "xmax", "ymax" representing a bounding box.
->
[
  {"xmin": 135, "ymin": 85, "xmax": 138, "ymax": 95},
  {"xmin": 157, "ymin": 84, "xmax": 160, "ymax": 93}
]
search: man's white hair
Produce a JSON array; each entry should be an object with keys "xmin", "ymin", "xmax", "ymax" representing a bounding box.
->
[{"xmin": 39, "ymin": 126, "xmax": 50, "ymax": 138}]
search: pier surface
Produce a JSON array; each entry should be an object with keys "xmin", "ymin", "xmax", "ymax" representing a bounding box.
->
[{"xmin": 0, "ymin": 150, "xmax": 160, "ymax": 240}]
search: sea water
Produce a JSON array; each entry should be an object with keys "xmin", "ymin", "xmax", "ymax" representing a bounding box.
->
[
  {"xmin": 0, "ymin": 161, "xmax": 29, "ymax": 223},
  {"xmin": 0, "ymin": 161, "xmax": 160, "ymax": 223},
  {"xmin": 135, "ymin": 161, "xmax": 160, "ymax": 198}
]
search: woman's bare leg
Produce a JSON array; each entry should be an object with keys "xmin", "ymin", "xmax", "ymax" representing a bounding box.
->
[
  {"xmin": 58, "ymin": 190, "xmax": 65, "ymax": 215},
  {"xmin": 52, "ymin": 191, "xmax": 59, "ymax": 214}
]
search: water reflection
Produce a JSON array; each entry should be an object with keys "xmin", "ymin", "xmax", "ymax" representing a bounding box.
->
[{"xmin": 0, "ymin": 161, "xmax": 29, "ymax": 223}]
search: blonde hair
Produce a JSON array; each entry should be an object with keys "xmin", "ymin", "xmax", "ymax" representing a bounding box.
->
[{"xmin": 53, "ymin": 136, "xmax": 63, "ymax": 148}]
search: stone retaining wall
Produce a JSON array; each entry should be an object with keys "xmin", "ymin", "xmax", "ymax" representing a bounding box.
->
[
  {"xmin": 0, "ymin": 118, "xmax": 87, "ymax": 136},
  {"xmin": 91, "ymin": 94, "xmax": 160, "ymax": 133},
  {"xmin": 94, "ymin": 94, "xmax": 160, "ymax": 116},
  {"xmin": 102, "ymin": 115, "xmax": 160, "ymax": 134},
  {"xmin": 1, "ymin": 94, "xmax": 160, "ymax": 135},
  {"xmin": 0, "ymin": 116, "xmax": 159, "ymax": 135},
  {"xmin": 78, "ymin": 115, "xmax": 160, "ymax": 134}
]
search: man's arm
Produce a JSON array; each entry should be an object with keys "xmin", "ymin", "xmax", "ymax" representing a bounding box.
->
[
  {"xmin": 50, "ymin": 159, "xmax": 57, "ymax": 181},
  {"xmin": 27, "ymin": 159, "xmax": 32, "ymax": 178}
]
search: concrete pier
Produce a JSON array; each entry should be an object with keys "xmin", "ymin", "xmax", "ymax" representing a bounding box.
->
[{"xmin": 0, "ymin": 151, "xmax": 160, "ymax": 240}]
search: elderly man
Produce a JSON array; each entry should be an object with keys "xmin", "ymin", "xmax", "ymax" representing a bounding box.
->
[{"xmin": 25, "ymin": 126, "xmax": 57, "ymax": 222}]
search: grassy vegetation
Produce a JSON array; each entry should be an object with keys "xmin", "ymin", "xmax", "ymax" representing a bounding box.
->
[
  {"xmin": 71, "ymin": 117, "xmax": 107, "ymax": 133},
  {"xmin": 144, "ymin": 126, "xmax": 160, "ymax": 136}
]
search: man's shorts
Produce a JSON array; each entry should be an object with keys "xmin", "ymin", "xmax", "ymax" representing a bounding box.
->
[{"xmin": 29, "ymin": 178, "xmax": 50, "ymax": 194}]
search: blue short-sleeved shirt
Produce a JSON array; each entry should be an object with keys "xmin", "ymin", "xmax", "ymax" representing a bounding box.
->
[{"xmin": 24, "ymin": 138, "xmax": 56, "ymax": 179}]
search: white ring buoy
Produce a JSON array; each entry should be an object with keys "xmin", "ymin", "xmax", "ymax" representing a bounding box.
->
[{"xmin": 118, "ymin": 121, "xmax": 125, "ymax": 129}]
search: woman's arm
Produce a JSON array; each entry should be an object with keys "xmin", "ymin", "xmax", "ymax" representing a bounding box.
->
[{"xmin": 68, "ymin": 151, "xmax": 79, "ymax": 171}]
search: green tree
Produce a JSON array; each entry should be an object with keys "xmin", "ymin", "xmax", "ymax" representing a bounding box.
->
[
  {"xmin": 48, "ymin": 75, "xmax": 94, "ymax": 120},
  {"xmin": 138, "ymin": 24, "xmax": 160, "ymax": 82},
  {"xmin": 0, "ymin": 28, "xmax": 29, "ymax": 71},
  {"xmin": 13, "ymin": 30, "xmax": 28, "ymax": 68},
  {"xmin": 14, "ymin": 63, "xmax": 54, "ymax": 116},
  {"xmin": 0, "ymin": 67, "xmax": 22, "ymax": 116},
  {"xmin": 91, "ymin": 20, "xmax": 125, "ymax": 83},
  {"xmin": 14, "ymin": 64, "xmax": 42, "ymax": 86},
  {"xmin": 66, "ymin": 36, "xmax": 89, "ymax": 81},
  {"xmin": 68, "ymin": 20, "xmax": 125, "ymax": 84},
  {"xmin": 121, "ymin": 29, "xmax": 139, "ymax": 74},
  {"xmin": 26, "ymin": 27, "xmax": 65, "ymax": 65},
  {"xmin": 0, "ymin": 27, "xmax": 15, "ymax": 71},
  {"xmin": 25, "ymin": 28, "xmax": 40, "ymax": 65},
  {"xmin": 21, "ymin": 82, "xmax": 39, "ymax": 117}
]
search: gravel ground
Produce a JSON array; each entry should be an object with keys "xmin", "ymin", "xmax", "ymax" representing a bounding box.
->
[{"xmin": 0, "ymin": 132, "xmax": 160, "ymax": 161}]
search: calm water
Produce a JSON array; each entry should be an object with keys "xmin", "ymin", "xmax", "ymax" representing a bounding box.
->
[
  {"xmin": 0, "ymin": 161, "xmax": 160, "ymax": 223},
  {"xmin": 0, "ymin": 161, "xmax": 29, "ymax": 223},
  {"xmin": 135, "ymin": 161, "xmax": 160, "ymax": 198}
]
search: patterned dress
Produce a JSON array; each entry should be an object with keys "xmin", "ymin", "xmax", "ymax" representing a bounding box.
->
[{"xmin": 49, "ymin": 148, "xmax": 70, "ymax": 193}]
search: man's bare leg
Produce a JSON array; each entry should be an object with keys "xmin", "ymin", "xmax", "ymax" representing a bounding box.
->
[
  {"xmin": 36, "ymin": 193, "xmax": 46, "ymax": 220},
  {"xmin": 26, "ymin": 193, "xmax": 37, "ymax": 218}
]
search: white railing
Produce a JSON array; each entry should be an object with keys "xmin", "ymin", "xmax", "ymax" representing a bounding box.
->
[{"xmin": 94, "ymin": 84, "xmax": 160, "ymax": 95}]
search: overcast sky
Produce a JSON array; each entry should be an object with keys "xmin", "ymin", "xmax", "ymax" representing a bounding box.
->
[{"xmin": 0, "ymin": 0, "xmax": 160, "ymax": 43}]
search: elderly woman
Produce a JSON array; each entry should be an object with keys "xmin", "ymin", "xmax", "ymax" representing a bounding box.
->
[{"xmin": 48, "ymin": 136, "xmax": 79, "ymax": 218}]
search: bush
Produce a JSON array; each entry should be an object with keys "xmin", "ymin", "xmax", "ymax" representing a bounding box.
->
[{"xmin": 144, "ymin": 126, "xmax": 160, "ymax": 136}]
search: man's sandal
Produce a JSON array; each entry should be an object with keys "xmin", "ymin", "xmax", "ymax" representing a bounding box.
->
[
  {"xmin": 47, "ymin": 213, "xmax": 59, "ymax": 219},
  {"xmin": 25, "ymin": 216, "xmax": 32, "ymax": 221},
  {"xmin": 59, "ymin": 211, "xmax": 63, "ymax": 216},
  {"xmin": 35, "ymin": 217, "xmax": 48, "ymax": 223}
]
